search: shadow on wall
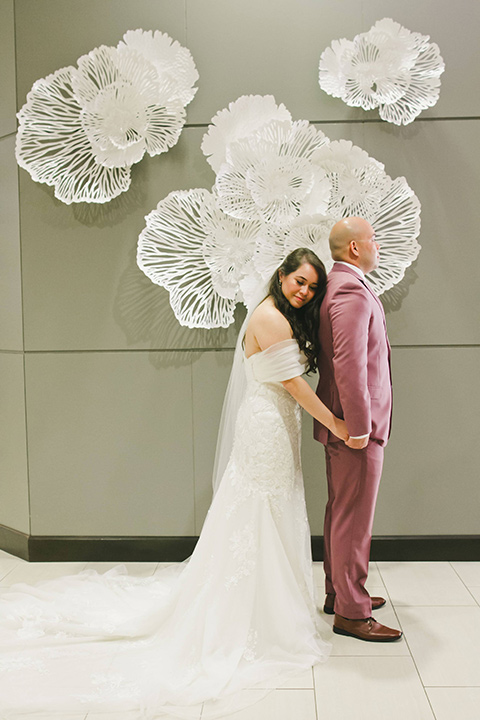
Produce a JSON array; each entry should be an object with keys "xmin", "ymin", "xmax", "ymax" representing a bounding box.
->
[
  {"xmin": 381, "ymin": 261, "xmax": 419, "ymax": 314},
  {"xmin": 113, "ymin": 248, "xmax": 245, "ymax": 367},
  {"xmin": 71, "ymin": 163, "xmax": 148, "ymax": 228}
]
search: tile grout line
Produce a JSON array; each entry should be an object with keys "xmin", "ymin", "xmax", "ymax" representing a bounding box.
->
[
  {"xmin": 449, "ymin": 561, "xmax": 480, "ymax": 607},
  {"xmin": 311, "ymin": 665, "xmax": 319, "ymax": 720},
  {"xmin": 376, "ymin": 563, "xmax": 439, "ymax": 720}
]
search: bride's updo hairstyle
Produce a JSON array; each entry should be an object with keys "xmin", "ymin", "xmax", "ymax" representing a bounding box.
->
[{"xmin": 268, "ymin": 247, "xmax": 327, "ymax": 374}]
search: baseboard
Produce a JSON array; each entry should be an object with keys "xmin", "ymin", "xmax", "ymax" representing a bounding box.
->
[
  {"xmin": 0, "ymin": 524, "xmax": 29, "ymax": 560},
  {"xmin": 1, "ymin": 524, "xmax": 480, "ymax": 562}
]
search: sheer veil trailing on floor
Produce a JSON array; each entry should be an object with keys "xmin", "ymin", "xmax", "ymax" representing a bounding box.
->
[{"xmin": 0, "ymin": 287, "xmax": 330, "ymax": 719}]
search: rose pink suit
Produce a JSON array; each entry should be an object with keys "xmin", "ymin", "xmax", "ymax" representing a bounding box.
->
[{"xmin": 314, "ymin": 263, "xmax": 392, "ymax": 619}]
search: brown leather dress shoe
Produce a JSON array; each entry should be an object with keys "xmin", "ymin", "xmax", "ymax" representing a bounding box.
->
[
  {"xmin": 323, "ymin": 593, "xmax": 386, "ymax": 615},
  {"xmin": 333, "ymin": 614, "xmax": 402, "ymax": 642}
]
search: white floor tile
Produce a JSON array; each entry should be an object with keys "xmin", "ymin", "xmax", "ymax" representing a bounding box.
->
[
  {"xmin": 312, "ymin": 561, "xmax": 323, "ymax": 586},
  {"xmin": 83, "ymin": 562, "xmax": 158, "ymax": 577},
  {"xmin": 0, "ymin": 556, "xmax": 26, "ymax": 583},
  {"xmin": 451, "ymin": 561, "xmax": 480, "ymax": 587},
  {"xmin": 217, "ymin": 689, "xmax": 316, "ymax": 720},
  {"xmin": 313, "ymin": 656, "xmax": 435, "ymax": 719},
  {"xmin": 377, "ymin": 562, "xmax": 475, "ymax": 606},
  {"xmin": 0, "ymin": 561, "xmax": 88, "ymax": 586},
  {"xmin": 426, "ymin": 688, "xmax": 480, "ymax": 720},
  {"xmin": 468, "ymin": 586, "xmax": 480, "ymax": 604},
  {"xmin": 365, "ymin": 562, "xmax": 386, "ymax": 588},
  {"xmin": 86, "ymin": 714, "xmax": 146, "ymax": 720},
  {"xmin": 0, "ymin": 550, "xmax": 25, "ymax": 562},
  {"xmin": 397, "ymin": 606, "xmax": 480, "ymax": 686},
  {"xmin": 256, "ymin": 668, "xmax": 314, "ymax": 689},
  {"xmin": 7, "ymin": 715, "xmax": 86, "ymax": 720}
]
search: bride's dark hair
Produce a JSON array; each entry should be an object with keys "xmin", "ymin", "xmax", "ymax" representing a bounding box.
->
[{"xmin": 268, "ymin": 247, "xmax": 327, "ymax": 374}]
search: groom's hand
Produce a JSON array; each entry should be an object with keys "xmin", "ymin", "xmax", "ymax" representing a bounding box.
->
[{"xmin": 346, "ymin": 436, "xmax": 369, "ymax": 450}]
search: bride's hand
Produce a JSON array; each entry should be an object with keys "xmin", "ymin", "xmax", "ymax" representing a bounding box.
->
[{"xmin": 330, "ymin": 416, "xmax": 349, "ymax": 442}]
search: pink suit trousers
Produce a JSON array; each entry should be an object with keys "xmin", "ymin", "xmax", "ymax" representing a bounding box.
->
[{"xmin": 323, "ymin": 439, "xmax": 384, "ymax": 619}]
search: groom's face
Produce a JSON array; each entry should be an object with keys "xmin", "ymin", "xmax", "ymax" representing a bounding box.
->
[{"xmin": 354, "ymin": 224, "xmax": 379, "ymax": 273}]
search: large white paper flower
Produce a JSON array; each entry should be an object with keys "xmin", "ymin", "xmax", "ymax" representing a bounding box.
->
[
  {"xmin": 16, "ymin": 29, "xmax": 198, "ymax": 204},
  {"xmin": 137, "ymin": 189, "xmax": 264, "ymax": 328},
  {"xmin": 214, "ymin": 118, "xmax": 331, "ymax": 224},
  {"xmin": 139, "ymin": 96, "xmax": 422, "ymax": 328},
  {"xmin": 15, "ymin": 67, "xmax": 131, "ymax": 204},
  {"xmin": 319, "ymin": 18, "xmax": 445, "ymax": 125}
]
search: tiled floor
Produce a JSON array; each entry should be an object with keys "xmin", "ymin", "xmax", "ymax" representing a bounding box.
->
[{"xmin": 1, "ymin": 551, "xmax": 479, "ymax": 719}]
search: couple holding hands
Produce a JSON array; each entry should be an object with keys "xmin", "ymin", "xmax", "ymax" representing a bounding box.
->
[{"xmin": 0, "ymin": 216, "xmax": 401, "ymax": 719}]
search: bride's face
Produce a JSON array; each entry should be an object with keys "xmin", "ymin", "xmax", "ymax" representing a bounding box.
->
[{"xmin": 279, "ymin": 262, "xmax": 319, "ymax": 308}]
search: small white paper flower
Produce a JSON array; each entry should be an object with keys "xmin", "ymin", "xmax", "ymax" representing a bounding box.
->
[
  {"xmin": 137, "ymin": 189, "xmax": 264, "ymax": 328},
  {"xmin": 319, "ymin": 18, "xmax": 445, "ymax": 125},
  {"xmin": 16, "ymin": 29, "xmax": 198, "ymax": 203},
  {"xmin": 214, "ymin": 119, "xmax": 331, "ymax": 224}
]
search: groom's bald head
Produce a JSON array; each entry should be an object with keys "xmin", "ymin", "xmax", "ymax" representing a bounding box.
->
[
  {"xmin": 328, "ymin": 217, "xmax": 379, "ymax": 273},
  {"xmin": 329, "ymin": 217, "xmax": 373, "ymax": 259}
]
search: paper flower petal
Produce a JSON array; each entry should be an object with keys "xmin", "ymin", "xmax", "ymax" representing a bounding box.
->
[
  {"xmin": 119, "ymin": 29, "xmax": 199, "ymax": 106},
  {"xmin": 73, "ymin": 44, "xmax": 185, "ymax": 168},
  {"xmin": 314, "ymin": 139, "xmax": 387, "ymax": 219},
  {"xmin": 366, "ymin": 176, "xmax": 421, "ymax": 294},
  {"xmin": 253, "ymin": 215, "xmax": 336, "ymax": 282},
  {"xmin": 201, "ymin": 95, "xmax": 292, "ymax": 172},
  {"xmin": 215, "ymin": 119, "xmax": 330, "ymax": 223}
]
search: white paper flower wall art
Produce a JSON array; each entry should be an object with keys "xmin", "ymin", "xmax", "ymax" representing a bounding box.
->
[
  {"xmin": 15, "ymin": 29, "xmax": 198, "ymax": 204},
  {"xmin": 137, "ymin": 95, "xmax": 421, "ymax": 329},
  {"xmin": 319, "ymin": 18, "xmax": 445, "ymax": 125}
]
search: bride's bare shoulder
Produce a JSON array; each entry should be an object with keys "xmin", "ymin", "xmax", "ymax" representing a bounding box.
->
[
  {"xmin": 247, "ymin": 298, "xmax": 292, "ymax": 349},
  {"xmin": 251, "ymin": 298, "xmax": 288, "ymax": 325}
]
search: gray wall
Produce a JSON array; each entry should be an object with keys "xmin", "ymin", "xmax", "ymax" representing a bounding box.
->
[
  {"xmin": 0, "ymin": 0, "xmax": 29, "ymax": 534},
  {"xmin": 1, "ymin": 0, "xmax": 479, "ymax": 542}
]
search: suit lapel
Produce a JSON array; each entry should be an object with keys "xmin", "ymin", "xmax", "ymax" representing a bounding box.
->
[{"xmin": 330, "ymin": 264, "xmax": 389, "ymax": 338}]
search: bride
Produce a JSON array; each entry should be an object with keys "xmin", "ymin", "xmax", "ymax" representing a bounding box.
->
[{"xmin": 0, "ymin": 248, "xmax": 348, "ymax": 719}]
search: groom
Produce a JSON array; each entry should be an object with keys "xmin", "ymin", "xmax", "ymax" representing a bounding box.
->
[{"xmin": 314, "ymin": 216, "xmax": 402, "ymax": 642}]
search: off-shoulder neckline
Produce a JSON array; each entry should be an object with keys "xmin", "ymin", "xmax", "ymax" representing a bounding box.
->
[{"xmin": 245, "ymin": 338, "xmax": 297, "ymax": 361}]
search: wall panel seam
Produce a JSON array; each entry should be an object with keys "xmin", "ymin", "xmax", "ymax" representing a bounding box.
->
[
  {"xmin": 20, "ymin": 345, "xmax": 480, "ymax": 354},
  {"xmin": 190, "ymin": 361, "xmax": 197, "ymax": 535},
  {"xmin": 183, "ymin": 117, "xmax": 480, "ymax": 130}
]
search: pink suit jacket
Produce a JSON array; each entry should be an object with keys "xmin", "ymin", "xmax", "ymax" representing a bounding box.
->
[{"xmin": 314, "ymin": 263, "xmax": 392, "ymax": 446}]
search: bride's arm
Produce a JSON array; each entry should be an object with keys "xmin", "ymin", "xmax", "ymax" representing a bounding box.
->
[
  {"xmin": 250, "ymin": 303, "xmax": 348, "ymax": 442},
  {"xmin": 281, "ymin": 376, "xmax": 348, "ymax": 441}
]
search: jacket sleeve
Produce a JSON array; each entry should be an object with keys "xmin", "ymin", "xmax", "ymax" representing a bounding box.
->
[{"xmin": 328, "ymin": 280, "xmax": 372, "ymax": 437}]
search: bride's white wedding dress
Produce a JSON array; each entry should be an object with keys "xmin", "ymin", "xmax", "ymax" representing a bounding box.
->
[{"xmin": 0, "ymin": 339, "xmax": 329, "ymax": 719}]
